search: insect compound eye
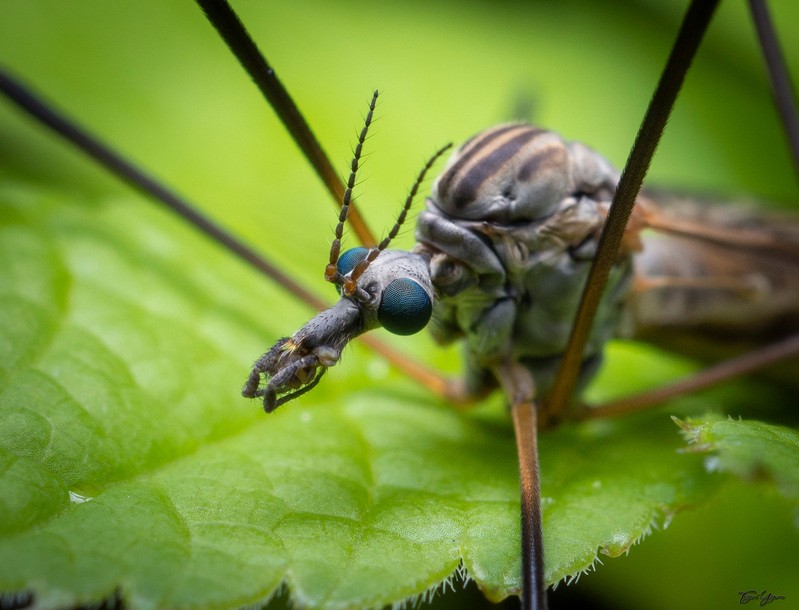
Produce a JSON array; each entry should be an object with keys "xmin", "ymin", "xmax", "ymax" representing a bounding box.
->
[
  {"xmin": 378, "ymin": 278, "xmax": 432, "ymax": 336},
  {"xmin": 337, "ymin": 247, "xmax": 370, "ymax": 276},
  {"xmin": 335, "ymin": 247, "xmax": 370, "ymax": 294}
]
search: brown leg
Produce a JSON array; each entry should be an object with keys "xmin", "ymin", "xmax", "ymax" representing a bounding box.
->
[
  {"xmin": 494, "ymin": 361, "xmax": 547, "ymax": 610},
  {"xmin": 575, "ymin": 333, "xmax": 799, "ymax": 421}
]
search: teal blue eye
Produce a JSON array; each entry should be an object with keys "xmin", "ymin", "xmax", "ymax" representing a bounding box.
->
[
  {"xmin": 335, "ymin": 247, "xmax": 369, "ymax": 294},
  {"xmin": 337, "ymin": 247, "xmax": 369, "ymax": 276},
  {"xmin": 378, "ymin": 278, "xmax": 432, "ymax": 335}
]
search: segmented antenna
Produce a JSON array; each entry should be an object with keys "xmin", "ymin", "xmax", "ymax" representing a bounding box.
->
[
  {"xmin": 325, "ymin": 90, "xmax": 379, "ymax": 287},
  {"xmin": 345, "ymin": 142, "xmax": 453, "ymax": 293},
  {"xmin": 324, "ymin": 92, "xmax": 452, "ymax": 300}
]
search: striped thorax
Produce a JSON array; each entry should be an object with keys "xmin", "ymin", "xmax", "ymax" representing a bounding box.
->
[{"xmin": 416, "ymin": 124, "xmax": 634, "ymax": 397}]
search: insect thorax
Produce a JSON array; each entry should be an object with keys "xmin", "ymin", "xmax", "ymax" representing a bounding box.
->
[{"xmin": 415, "ymin": 124, "xmax": 633, "ymax": 396}]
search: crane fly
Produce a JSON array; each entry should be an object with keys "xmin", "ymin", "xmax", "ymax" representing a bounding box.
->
[{"xmin": 1, "ymin": 1, "xmax": 799, "ymax": 608}]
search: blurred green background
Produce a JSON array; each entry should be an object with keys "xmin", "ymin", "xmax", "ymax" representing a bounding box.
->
[{"xmin": 1, "ymin": 1, "xmax": 797, "ymax": 609}]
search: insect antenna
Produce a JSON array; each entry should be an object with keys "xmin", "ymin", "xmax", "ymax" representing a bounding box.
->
[
  {"xmin": 0, "ymin": 67, "xmax": 457, "ymax": 406},
  {"xmin": 545, "ymin": 0, "xmax": 720, "ymax": 417},
  {"xmin": 325, "ymin": 90, "xmax": 379, "ymax": 292},
  {"xmin": 195, "ymin": 0, "xmax": 376, "ymax": 246},
  {"xmin": 344, "ymin": 142, "xmax": 454, "ymax": 294},
  {"xmin": 193, "ymin": 0, "xmax": 479, "ymax": 405}
]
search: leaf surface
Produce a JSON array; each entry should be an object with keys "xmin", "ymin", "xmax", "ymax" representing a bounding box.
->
[
  {"xmin": 0, "ymin": 189, "xmax": 718, "ymax": 608},
  {"xmin": 676, "ymin": 415, "xmax": 799, "ymax": 501}
]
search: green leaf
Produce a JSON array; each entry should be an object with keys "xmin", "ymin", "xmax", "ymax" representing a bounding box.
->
[
  {"xmin": 675, "ymin": 415, "xmax": 799, "ymax": 501},
  {"xmin": 0, "ymin": 185, "xmax": 718, "ymax": 608}
]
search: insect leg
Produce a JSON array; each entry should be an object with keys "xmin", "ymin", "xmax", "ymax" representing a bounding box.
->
[
  {"xmin": 748, "ymin": 0, "xmax": 799, "ymax": 178},
  {"xmin": 576, "ymin": 332, "xmax": 799, "ymax": 421},
  {"xmin": 0, "ymin": 68, "xmax": 325, "ymax": 310},
  {"xmin": 546, "ymin": 0, "xmax": 720, "ymax": 417},
  {"xmin": 571, "ymin": 0, "xmax": 799, "ymax": 420},
  {"xmin": 194, "ymin": 0, "xmax": 376, "ymax": 246},
  {"xmin": 494, "ymin": 361, "xmax": 546, "ymax": 610}
]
